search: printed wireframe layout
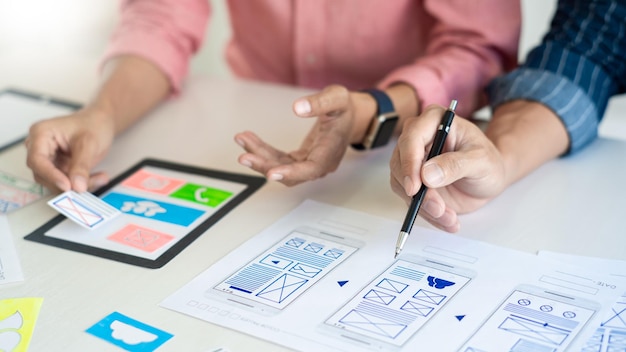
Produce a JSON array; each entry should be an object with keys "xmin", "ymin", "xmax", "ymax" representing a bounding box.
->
[
  {"xmin": 581, "ymin": 292, "xmax": 626, "ymax": 352},
  {"xmin": 212, "ymin": 228, "xmax": 359, "ymax": 311},
  {"xmin": 324, "ymin": 258, "xmax": 472, "ymax": 347},
  {"xmin": 459, "ymin": 288, "xmax": 597, "ymax": 352}
]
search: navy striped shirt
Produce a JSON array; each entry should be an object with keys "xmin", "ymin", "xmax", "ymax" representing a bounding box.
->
[{"xmin": 488, "ymin": 0, "xmax": 626, "ymax": 154}]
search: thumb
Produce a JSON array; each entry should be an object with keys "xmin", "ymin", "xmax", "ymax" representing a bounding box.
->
[
  {"xmin": 421, "ymin": 152, "xmax": 468, "ymax": 188},
  {"xmin": 293, "ymin": 85, "xmax": 350, "ymax": 118}
]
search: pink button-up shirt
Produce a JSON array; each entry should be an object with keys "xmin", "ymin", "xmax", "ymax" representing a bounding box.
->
[{"xmin": 105, "ymin": 0, "xmax": 520, "ymax": 117}]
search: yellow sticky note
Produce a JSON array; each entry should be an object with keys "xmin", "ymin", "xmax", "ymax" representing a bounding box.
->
[{"xmin": 0, "ymin": 298, "xmax": 43, "ymax": 352}]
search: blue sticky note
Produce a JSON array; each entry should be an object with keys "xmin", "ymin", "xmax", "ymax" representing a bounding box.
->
[
  {"xmin": 86, "ymin": 312, "xmax": 173, "ymax": 352},
  {"xmin": 102, "ymin": 192, "xmax": 204, "ymax": 227}
]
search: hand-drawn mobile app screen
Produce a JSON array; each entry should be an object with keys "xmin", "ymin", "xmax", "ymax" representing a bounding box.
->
[
  {"xmin": 25, "ymin": 159, "xmax": 265, "ymax": 268},
  {"xmin": 459, "ymin": 285, "xmax": 598, "ymax": 352},
  {"xmin": 324, "ymin": 258, "xmax": 472, "ymax": 348},
  {"xmin": 211, "ymin": 228, "xmax": 360, "ymax": 314}
]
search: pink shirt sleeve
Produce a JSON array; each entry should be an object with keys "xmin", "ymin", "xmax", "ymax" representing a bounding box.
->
[
  {"xmin": 378, "ymin": 0, "xmax": 520, "ymax": 117},
  {"xmin": 103, "ymin": 0, "xmax": 210, "ymax": 93}
]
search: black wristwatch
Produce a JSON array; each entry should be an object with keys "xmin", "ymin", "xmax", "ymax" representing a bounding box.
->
[{"xmin": 351, "ymin": 88, "xmax": 399, "ymax": 150}]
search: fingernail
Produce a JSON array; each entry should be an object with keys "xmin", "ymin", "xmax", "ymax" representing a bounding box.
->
[
  {"xmin": 72, "ymin": 175, "xmax": 87, "ymax": 192},
  {"xmin": 294, "ymin": 99, "xmax": 311, "ymax": 115},
  {"xmin": 423, "ymin": 163, "xmax": 444, "ymax": 187},
  {"xmin": 403, "ymin": 176, "xmax": 413, "ymax": 196},
  {"xmin": 235, "ymin": 138, "xmax": 245, "ymax": 147},
  {"xmin": 269, "ymin": 173, "xmax": 283, "ymax": 181},
  {"xmin": 56, "ymin": 181, "xmax": 69, "ymax": 192},
  {"xmin": 239, "ymin": 159, "xmax": 252, "ymax": 167}
]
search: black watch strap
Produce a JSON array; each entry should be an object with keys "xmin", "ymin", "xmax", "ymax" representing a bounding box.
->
[
  {"xmin": 363, "ymin": 88, "xmax": 394, "ymax": 116},
  {"xmin": 351, "ymin": 88, "xmax": 398, "ymax": 150}
]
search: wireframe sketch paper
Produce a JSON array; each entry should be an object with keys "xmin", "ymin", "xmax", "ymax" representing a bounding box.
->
[
  {"xmin": 161, "ymin": 200, "xmax": 625, "ymax": 352},
  {"xmin": 538, "ymin": 251, "xmax": 626, "ymax": 352},
  {"xmin": 0, "ymin": 215, "xmax": 23, "ymax": 285}
]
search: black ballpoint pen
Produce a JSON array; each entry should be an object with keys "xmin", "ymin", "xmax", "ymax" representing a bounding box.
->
[{"xmin": 395, "ymin": 100, "xmax": 457, "ymax": 258}]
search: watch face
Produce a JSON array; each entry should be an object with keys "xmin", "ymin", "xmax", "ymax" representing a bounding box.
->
[{"xmin": 370, "ymin": 115, "xmax": 399, "ymax": 149}]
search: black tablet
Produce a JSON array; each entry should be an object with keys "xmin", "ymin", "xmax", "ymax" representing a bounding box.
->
[{"xmin": 25, "ymin": 158, "xmax": 266, "ymax": 268}]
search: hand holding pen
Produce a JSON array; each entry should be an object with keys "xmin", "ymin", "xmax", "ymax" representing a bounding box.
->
[{"xmin": 394, "ymin": 100, "xmax": 457, "ymax": 258}]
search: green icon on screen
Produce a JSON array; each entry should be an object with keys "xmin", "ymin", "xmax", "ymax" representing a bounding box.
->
[{"xmin": 169, "ymin": 183, "xmax": 232, "ymax": 207}]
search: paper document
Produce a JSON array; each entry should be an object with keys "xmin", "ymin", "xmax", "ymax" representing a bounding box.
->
[
  {"xmin": 161, "ymin": 200, "xmax": 625, "ymax": 351},
  {"xmin": 0, "ymin": 215, "xmax": 24, "ymax": 285},
  {"xmin": 539, "ymin": 251, "xmax": 626, "ymax": 352}
]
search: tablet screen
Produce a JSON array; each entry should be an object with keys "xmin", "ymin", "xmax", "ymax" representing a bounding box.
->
[{"xmin": 25, "ymin": 159, "xmax": 265, "ymax": 268}]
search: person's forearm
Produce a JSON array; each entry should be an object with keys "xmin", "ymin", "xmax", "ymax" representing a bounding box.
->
[
  {"xmin": 87, "ymin": 55, "xmax": 171, "ymax": 134},
  {"xmin": 486, "ymin": 100, "xmax": 569, "ymax": 187}
]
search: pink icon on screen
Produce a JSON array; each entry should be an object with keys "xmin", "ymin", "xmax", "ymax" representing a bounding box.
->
[{"xmin": 107, "ymin": 224, "xmax": 174, "ymax": 253}]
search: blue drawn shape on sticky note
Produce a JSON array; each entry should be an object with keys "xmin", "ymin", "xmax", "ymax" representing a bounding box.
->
[
  {"xmin": 285, "ymin": 237, "xmax": 306, "ymax": 248},
  {"xmin": 363, "ymin": 289, "xmax": 396, "ymax": 305},
  {"xmin": 85, "ymin": 311, "xmax": 173, "ymax": 352},
  {"xmin": 400, "ymin": 301, "xmax": 434, "ymax": 317},
  {"xmin": 256, "ymin": 274, "xmax": 308, "ymax": 303},
  {"xmin": 339, "ymin": 309, "xmax": 407, "ymax": 339},
  {"xmin": 303, "ymin": 243, "xmax": 323, "ymax": 253},
  {"xmin": 376, "ymin": 278, "xmax": 408, "ymax": 293},
  {"xmin": 260, "ymin": 254, "xmax": 292, "ymax": 269},
  {"xmin": 289, "ymin": 263, "xmax": 322, "ymax": 278},
  {"xmin": 413, "ymin": 289, "xmax": 446, "ymax": 305},
  {"xmin": 102, "ymin": 192, "xmax": 204, "ymax": 227},
  {"xmin": 323, "ymin": 248, "xmax": 344, "ymax": 259},
  {"xmin": 426, "ymin": 275, "xmax": 455, "ymax": 289},
  {"xmin": 338, "ymin": 280, "xmax": 349, "ymax": 287}
]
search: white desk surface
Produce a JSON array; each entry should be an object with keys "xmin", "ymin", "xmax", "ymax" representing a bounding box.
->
[{"xmin": 1, "ymin": 75, "xmax": 625, "ymax": 352}]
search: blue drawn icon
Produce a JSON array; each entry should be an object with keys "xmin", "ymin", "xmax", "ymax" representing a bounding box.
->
[
  {"xmin": 85, "ymin": 311, "xmax": 173, "ymax": 352},
  {"xmin": 256, "ymin": 274, "xmax": 308, "ymax": 303},
  {"xmin": 456, "ymin": 315, "xmax": 466, "ymax": 321},
  {"xmin": 303, "ymin": 243, "xmax": 323, "ymax": 253},
  {"xmin": 337, "ymin": 280, "xmax": 349, "ymax": 287},
  {"xmin": 0, "ymin": 200, "xmax": 20, "ymax": 213},
  {"xmin": 376, "ymin": 278, "xmax": 408, "ymax": 293},
  {"xmin": 426, "ymin": 276, "xmax": 455, "ymax": 289},
  {"xmin": 540, "ymin": 305, "xmax": 553, "ymax": 312},
  {"xmin": 323, "ymin": 248, "xmax": 344, "ymax": 259},
  {"xmin": 602, "ymin": 303, "xmax": 626, "ymax": 328},
  {"xmin": 518, "ymin": 299, "xmax": 531, "ymax": 306},
  {"xmin": 400, "ymin": 301, "xmax": 434, "ymax": 317},
  {"xmin": 285, "ymin": 237, "xmax": 306, "ymax": 248},
  {"xmin": 563, "ymin": 311, "xmax": 576, "ymax": 319},
  {"xmin": 339, "ymin": 310, "xmax": 407, "ymax": 339},
  {"xmin": 289, "ymin": 263, "xmax": 322, "ymax": 278},
  {"xmin": 102, "ymin": 192, "xmax": 204, "ymax": 227},
  {"xmin": 363, "ymin": 289, "xmax": 396, "ymax": 305},
  {"xmin": 413, "ymin": 289, "xmax": 446, "ymax": 305},
  {"xmin": 260, "ymin": 254, "xmax": 292, "ymax": 269},
  {"xmin": 498, "ymin": 316, "xmax": 570, "ymax": 345}
]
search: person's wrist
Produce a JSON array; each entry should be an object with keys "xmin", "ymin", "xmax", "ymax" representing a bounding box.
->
[
  {"xmin": 349, "ymin": 91, "xmax": 377, "ymax": 144},
  {"xmin": 80, "ymin": 103, "xmax": 117, "ymax": 134},
  {"xmin": 487, "ymin": 100, "xmax": 568, "ymax": 187}
]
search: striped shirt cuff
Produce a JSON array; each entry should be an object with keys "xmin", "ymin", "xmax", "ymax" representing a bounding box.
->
[{"xmin": 488, "ymin": 68, "xmax": 600, "ymax": 155}]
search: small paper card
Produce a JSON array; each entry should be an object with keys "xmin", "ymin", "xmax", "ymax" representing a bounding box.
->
[
  {"xmin": 86, "ymin": 312, "xmax": 173, "ymax": 352},
  {"xmin": 48, "ymin": 191, "xmax": 120, "ymax": 230}
]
